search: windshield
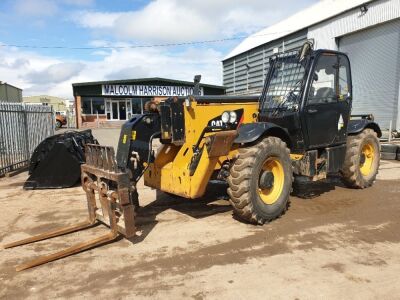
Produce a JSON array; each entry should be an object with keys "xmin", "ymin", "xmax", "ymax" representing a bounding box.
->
[{"xmin": 261, "ymin": 53, "xmax": 306, "ymax": 111}]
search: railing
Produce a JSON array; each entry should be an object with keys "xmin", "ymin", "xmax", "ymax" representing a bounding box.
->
[{"xmin": 0, "ymin": 103, "xmax": 54, "ymax": 176}]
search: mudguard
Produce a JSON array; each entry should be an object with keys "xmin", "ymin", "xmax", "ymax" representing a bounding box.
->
[
  {"xmin": 234, "ymin": 122, "xmax": 290, "ymax": 145},
  {"xmin": 348, "ymin": 119, "xmax": 382, "ymax": 137}
]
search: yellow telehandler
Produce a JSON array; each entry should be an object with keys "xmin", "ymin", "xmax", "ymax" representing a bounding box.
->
[{"xmin": 4, "ymin": 43, "xmax": 381, "ymax": 271}]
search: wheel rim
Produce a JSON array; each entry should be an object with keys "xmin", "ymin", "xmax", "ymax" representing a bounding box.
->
[
  {"xmin": 360, "ymin": 143, "xmax": 375, "ymax": 176},
  {"xmin": 258, "ymin": 157, "xmax": 284, "ymax": 205}
]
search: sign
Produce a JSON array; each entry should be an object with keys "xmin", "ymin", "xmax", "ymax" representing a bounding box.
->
[{"xmin": 102, "ymin": 84, "xmax": 204, "ymax": 97}]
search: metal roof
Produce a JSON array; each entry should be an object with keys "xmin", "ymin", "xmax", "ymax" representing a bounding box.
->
[
  {"xmin": 223, "ymin": 0, "xmax": 374, "ymax": 61},
  {"xmin": 72, "ymin": 77, "xmax": 225, "ymax": 90},
  {"xmin": 0, "ymin": 81, "xmax": 22, "ymax": 91}
]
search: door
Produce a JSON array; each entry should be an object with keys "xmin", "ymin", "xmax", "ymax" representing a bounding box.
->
[
  {"xmin": 112, "ymin": 101, "xmax": 119, "ymax": 120},
  {"xmin": 119, "ymin": 100, "xmax": 126, "ymax": 120},
  {"xmin": 335, "ymin": 54, "xmax": 352, "ymax": 144},
  {"xmin": 126, "ymin": 100, "xmax": 132, "ymax": 119},
  {"xmin": 339, "ymin": 19, "xmax": 400, "ymax": 130},
  {"xmin": 105, "ymin": 99, "xmax": 115, "ymax": 120},
  {"xmin": 304, "ymin": 53, "xmax": 351, "ymax": 149}
]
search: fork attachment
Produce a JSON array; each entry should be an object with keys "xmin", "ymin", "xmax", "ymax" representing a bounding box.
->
[{"xmin": 3, "ymin": 144, "xmax": 137, "ymax": 271}]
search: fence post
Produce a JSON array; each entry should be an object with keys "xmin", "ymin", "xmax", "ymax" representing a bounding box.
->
[
  {"xmin": 22, "ymin": 104, "xmax": 30, "ymax": 162},
  {"xmin": 51, "ymin": 107, "xmax": 55, "ymax": 135}
]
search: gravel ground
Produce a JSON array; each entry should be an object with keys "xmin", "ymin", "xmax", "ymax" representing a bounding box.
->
[{"xmin": 0, "ymin": 139, "xmax": 399, "ymax": 299}]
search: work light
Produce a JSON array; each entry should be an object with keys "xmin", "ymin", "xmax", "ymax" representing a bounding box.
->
[
  {"xmin": 229, "ymin": 111, "xmax": 237, "ymax": 123},
  {"xmin": 221, "ymin": 111, "xmax": 230, "ymax": 123}
]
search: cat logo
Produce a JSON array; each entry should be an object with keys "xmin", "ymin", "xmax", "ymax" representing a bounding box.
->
[{"xmin": 211, "ymin": 120, "xmax": 224, "ymax": 127}]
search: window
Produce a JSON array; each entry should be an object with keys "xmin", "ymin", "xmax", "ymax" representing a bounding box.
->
[
  {"xmin": 262, "ymin": 53, "xmax": 306, "ymax": 111},
  {"xmin": 81, "ymin": 97, "xmax": 105, "ymax": 114},
  {"xmin": 131, "ymin": 98, "xmax": 144, "ymax": 114},
  {"xmin": 338, "ymin": 55, "xmax": 351, "ymax": 101},
  {"xmin": 308, "ymin": 54, "xmax": 337, "ymax": 105},
  {"xmin": 92, "ymin": 98, "xmax": 105, "ymax": 114},
  {"xmin": 82, "ymin": 97, "xmax": 92, "ymax": 114}
]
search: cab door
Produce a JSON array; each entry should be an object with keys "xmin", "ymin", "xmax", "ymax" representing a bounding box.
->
[
  {"xmin": 335, "ymin": 54, "xmax": 352, "ymax": 144},
  {"xmin": 304, "ymin": 53, "xmax": 351, "ymax": 149}
]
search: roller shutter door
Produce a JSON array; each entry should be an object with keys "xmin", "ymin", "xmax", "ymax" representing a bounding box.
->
[{"xmin": 338, "ymin": 19, "xmax": 400, "ymax": 130}]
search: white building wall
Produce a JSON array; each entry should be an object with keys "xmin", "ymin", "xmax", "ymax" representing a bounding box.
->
[{"xmin": 308, "ymin": 0, "xmax": 400, "ymax": 49}]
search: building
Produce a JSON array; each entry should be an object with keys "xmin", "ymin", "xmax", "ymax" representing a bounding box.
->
[
  {"xmin": 0, "ymin": 82, "xmax": 22, "ymax": 102},
  {"xmin": 72, "ymin": 77, "xmax": 225, "ymax": 128},
  {"xmin": 23, "ymin": 95, "xmax": 68, "ymax": 114},
  {"xmin": 223, "ymin": 0, "xmax": 400, "ymax": 130}
]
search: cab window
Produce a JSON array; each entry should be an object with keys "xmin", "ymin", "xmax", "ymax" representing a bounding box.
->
[
  {"xmin": 308, "ymin": 54, "xmax": 337, "ymax": 105},
  {"xmin": 338, "ymin": 55, "xmax": 351, "ymax": 101}
]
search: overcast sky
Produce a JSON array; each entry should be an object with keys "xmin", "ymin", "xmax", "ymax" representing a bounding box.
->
[{"xmin": 0, "ymin": 0, "xmax": 318, "ymax": 99}]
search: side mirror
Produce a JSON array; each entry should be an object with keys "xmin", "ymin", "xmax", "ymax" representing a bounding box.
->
[{"xmin": 298, "ymin": 41, "xmax": 314, "ymax": 62}]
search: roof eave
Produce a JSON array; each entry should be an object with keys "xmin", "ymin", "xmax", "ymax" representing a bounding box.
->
[{"xmin": 72, "ymin": 77, "xmax": 225, "ymax": 89}]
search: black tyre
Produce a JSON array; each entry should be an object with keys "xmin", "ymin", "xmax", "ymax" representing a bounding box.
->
[
  {"xmin": 227, "ymin": 137, "xmax": 293, "ymax": 224},
  {"xmin": 381, "ymin": 144, "xmax": 398, "ymax": 160},
  {"xmin": 55, "ymin": 120, "xmax": 62, "ymax": 129},
  {"xmin": 381, "ymin": 152, "xmax": 396, "ymax": 160},
  {"xmin": 341, "ymin": 129, "xmax": 380, "ymax": 188},
  {"xmin": 381, "ymin": 143, "xmax": 398, "ymax": 153},
  {"xmin": 397, "ymin": 147, "xmax": 400, "ymax": 161}
]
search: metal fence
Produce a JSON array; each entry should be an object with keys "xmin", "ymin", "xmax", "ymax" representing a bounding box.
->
[{"xmin": 0, "ymin": 103, "xmax": 54, "ymax": 176}]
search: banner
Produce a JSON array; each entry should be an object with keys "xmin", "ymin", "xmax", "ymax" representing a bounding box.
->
[{"xmin": 102, "ymin": 84, "xmax": 203, "ymax": 97}]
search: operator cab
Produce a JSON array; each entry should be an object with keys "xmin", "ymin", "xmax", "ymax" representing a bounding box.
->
[{"xmin": 259, "ymin": 44, "xmax": 352, "ymax": 152}]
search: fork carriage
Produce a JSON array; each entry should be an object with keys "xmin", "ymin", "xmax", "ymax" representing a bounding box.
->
[
  {"xmin": 82, "ymin": 143, "xmax": 137, "ymax": 238},
  {"xmin": 3, "ymin": 144, "xmax": 137, "ymax": 271}
]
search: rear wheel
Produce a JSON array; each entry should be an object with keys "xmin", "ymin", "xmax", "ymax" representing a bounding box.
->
[
  {"xmin": 341, "ymin": 129, "xmax": 380, "ymax": 188},
  {"xmin": 227, "ymin": 137, "xmax": 293, "ymax": 224},
  {"xmin": 56, "ymin": 120, "xmax": 62, "ymax": 129}
]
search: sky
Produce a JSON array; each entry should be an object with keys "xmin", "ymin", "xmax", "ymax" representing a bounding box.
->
[{"xmin": 0, "ymin": 0, "xmax": 318, "ymax": 99}]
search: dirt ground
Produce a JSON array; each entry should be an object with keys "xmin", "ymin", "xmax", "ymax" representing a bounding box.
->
[{"xmin": 1, "ymin": 144, "xmax": 400, "ymax": 299}]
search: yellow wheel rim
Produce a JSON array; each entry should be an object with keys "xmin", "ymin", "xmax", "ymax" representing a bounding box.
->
[
  {"xmin": 258, "ymin": 157, "xmax": 285, "ymax": 205},
  {"xmin": 360, "ymin": 143, "xmax": 375, "ymax": 176}
]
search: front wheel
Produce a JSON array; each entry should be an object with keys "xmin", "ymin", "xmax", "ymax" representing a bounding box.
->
[
  {"xmin": 227, "ymin": 137, "xmax": 293, "ymax": 224},
  {"xmin": 341, "ymin": 129, "xmax": 380, "ymax": 188}
]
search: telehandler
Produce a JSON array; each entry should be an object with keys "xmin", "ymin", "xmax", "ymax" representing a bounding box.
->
[{"xmin": 4, "ymin": 42, "xmax": 381, "ymax": 270}]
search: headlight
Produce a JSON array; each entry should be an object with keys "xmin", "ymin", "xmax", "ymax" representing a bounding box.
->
[
  {"xmin": 221, "ymin": 111, "xmax": 230, "ymax": 123},
  {"xmin": 229, "ymin": 111, "xmax": 237, "ymax": 123}
]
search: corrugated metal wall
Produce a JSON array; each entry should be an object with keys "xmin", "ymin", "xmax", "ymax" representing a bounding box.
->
[
  {"xmin": 308, "ymin": 0, "xmax": 400, "ymax": 50},
  {"xmin": 223, "ymin": 30, "xmax": 307, "ymax": 95},
  {"xmin": 339, "ymin": 19, "xmax": 400, "ymax": 130},
  {"xmin": 0, "ymin": 84, "xmax": 23, "ymax": 103},
  {"xmin": 308, "ymin": 0, "xmax": 400, "ymax": 130}
]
